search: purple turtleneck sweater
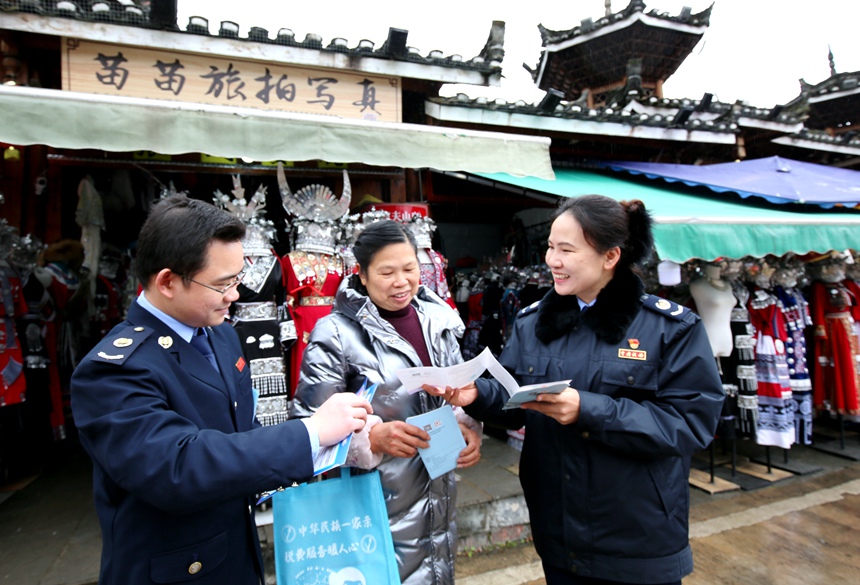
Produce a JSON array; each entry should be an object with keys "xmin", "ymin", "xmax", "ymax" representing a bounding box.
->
[{"xmin": 377, "ymin": 304, "xmax": 432, "ymax": 366}]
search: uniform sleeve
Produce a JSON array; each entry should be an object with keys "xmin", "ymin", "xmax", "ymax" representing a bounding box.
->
[
  {"xmin": 71, "ymin": 355, "xmax": 314, "ymax": 515},
  {"xmin": 577, "ymin": 316, "xmax": 725, "ymax": 460},
  {"xmin": 466, "ymin": 318, "xmax": 528, "ymax": 431}
]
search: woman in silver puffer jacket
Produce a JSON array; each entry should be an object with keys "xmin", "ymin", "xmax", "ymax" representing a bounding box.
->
[{"xmin": 290, "ymin": 220, "xmax": 482, "ymax": 585}]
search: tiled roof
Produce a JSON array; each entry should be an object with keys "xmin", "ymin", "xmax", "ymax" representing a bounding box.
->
[
  {"xmin": 530, "ymin": 1, "xmax": 712, "ymax": 101},
  {"xmin": 428, "ymin": 92, "xmax": 802, "ymax": 136},
  {"xmin": 802, "ymin": 71, "xmax": 860, "ymax": 100},
  {"xmin": 0, "ymin": 0, "xmax": 503, "ymax": 74},
  {"xmin": 536, "ymin": 0, "xmax": 712, "ymax": 47},
  {"xmin": 785, "ymin": 71, "xmax": 860, "ymax": 131},
  {"xmin": 779, "ymin": 127, "xmax": 860, "ymax": 150}
]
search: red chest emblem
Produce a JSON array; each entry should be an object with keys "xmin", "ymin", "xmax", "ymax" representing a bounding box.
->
[{"xmin": 235, "ymin": 357, "xmax": 246, "ymax": 372}]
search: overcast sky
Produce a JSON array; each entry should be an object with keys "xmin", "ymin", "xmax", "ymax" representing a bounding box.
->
[{"xmin": 177, "ymin": 0, "xmax": 859, "ymax": 108}]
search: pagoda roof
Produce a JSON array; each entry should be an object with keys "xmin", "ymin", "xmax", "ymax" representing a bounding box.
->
[
  {"xmin": 0, "ymin": 1, "xmax": 503, "ymax": 86},
  {"xmin": 531, "ymin": 0, "xmax": 712, "ymax": 101},
  {"xmin": 786, "ymin": 71, "xmax": 860, "ymax": 131}
]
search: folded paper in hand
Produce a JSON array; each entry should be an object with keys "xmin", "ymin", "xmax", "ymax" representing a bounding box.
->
[
  {"xmin": 502, "ymin": 380, "xmax": 569, "ymax": 410},
  {"xmin": 394, "ymin": 347, "xmax": 569, "ymax": 409}
]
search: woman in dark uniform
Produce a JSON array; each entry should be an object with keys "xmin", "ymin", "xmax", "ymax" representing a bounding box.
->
[{"xmin": 427, "ymin": 195, "xmax": 724, "ymax": 585}]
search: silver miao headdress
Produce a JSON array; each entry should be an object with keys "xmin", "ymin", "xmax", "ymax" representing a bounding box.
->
[
  {"xmin": 278, "ymin": 162, "xmax": 352, "ymax": 256},
  {"xmin": 405, "ymin": 214, "xmax": 436, "ymax": 248},
  {"xmin": 213, "ymin": 175, "xmax": 277, "ymax": 255}
]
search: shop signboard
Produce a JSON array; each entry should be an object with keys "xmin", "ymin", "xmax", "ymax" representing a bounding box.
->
[{"xmin": 62, "ymin": 39, "xmax": 401, "ymax": 123}]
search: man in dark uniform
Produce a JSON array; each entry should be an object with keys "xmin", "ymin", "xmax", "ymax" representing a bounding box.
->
[{"xmin": 71, "ymin": 196, "xmax": 371, "ymax": 585}]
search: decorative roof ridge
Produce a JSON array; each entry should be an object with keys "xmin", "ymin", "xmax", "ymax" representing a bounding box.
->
[
  {"xmin": 801, "ymin": 70, "xmax": 860, "ymax": 97},
  {"xmin": 792, "ymin": 127, "xmax": 860, "ymax": 147},
  {"xmin": 429, "ymin": 93, "xmax": 745, "ymax": 133},
  {"xmin": 537, "ymin": 0, "xmax": 711, "ymax": 47},
  {"xmin": 1, "ymin": 0, "xmax": 148, "ymax": 25},
  {"xmin": 783, "ymin": 69, "xmax": 860, "ymax": 111},
  {"xmin": 432, "ymin": 91, "xmax": 799, "ymax": 122},
  {"xmin": 0, "ymin": 2, "xmax": 501, "ymax": 73}
]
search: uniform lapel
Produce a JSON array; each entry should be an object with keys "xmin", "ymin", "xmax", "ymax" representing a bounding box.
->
[{"xmin": 126, "ymin": 303, "xmax": 228, "ymax": 394}]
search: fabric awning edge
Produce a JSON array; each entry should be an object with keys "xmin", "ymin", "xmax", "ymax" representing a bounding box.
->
[{"xmin": 0, "ymin": 86, "xmax": 554, "ymax": 180}]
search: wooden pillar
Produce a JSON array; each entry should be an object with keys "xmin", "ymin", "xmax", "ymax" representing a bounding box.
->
[
  {"xmin": 404, "ymin": 169, "xmax": 423, "ymax": 202},
  {"xmin": 389, "ymin": 175, "xmax": 406, "ymax": 203}
]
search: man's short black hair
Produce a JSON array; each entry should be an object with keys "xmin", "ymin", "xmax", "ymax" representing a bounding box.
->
[{"xmin": 134, "ymin": 196, "xmax": 246, "ymax": 286}]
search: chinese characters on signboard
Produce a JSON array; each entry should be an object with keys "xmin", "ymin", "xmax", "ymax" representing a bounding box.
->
[{"xmin": 62, "ymin": 39, "xmax": 401, "ymax": 122}]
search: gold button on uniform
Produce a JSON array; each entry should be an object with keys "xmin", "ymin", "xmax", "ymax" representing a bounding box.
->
[
  {"xmin": 528, "ymin": 366, "xmax": 534, "ymax": 373},
  {"xmin": 188, "ymin": 561, "xmax": 202, "ymax": 574},
  {"xmin": 581, "ymin": 431, "xmax": 590, "ymax": 439}
]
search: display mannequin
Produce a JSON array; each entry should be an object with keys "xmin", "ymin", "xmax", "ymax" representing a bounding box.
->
[
  {"xmin": 773, "ymin": 257, "xmax": 814, "ymax": 444},
  {"xmin": 689, "ymin": 263, "xmax": 736, "ymax": 357},
  {"xmin": 91, "ymin": 248, "xmax": 125, "ymax": 343},
  {"xmin": 0, "ymin": 222, "xmax": 28, "ymax": 408},
  {"xmin": 13, "ymin": 235, "xmax": 66, "ymax": 441},
  {"xmin": 808, "ymin": 254, "xmax": 859, "ymax": 418},
  {"xmin": 746, "ymin": 259, "xmax": 795, "ymax": 449},
  {"xmin": 278, "ymin": 163, "xmax": 351, "ymax": 394},
  {"xmin": 405, "ymin": 215, "xmax": 456, "ymax": 309},
  {"xmin": 217, "ymin": 176, "xmax": 295, "ymax": 426}
]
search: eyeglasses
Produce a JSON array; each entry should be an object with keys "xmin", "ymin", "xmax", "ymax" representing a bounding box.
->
[{"xmin": 182, "ymin": 270, "xmax": 246, "ymax": 295}]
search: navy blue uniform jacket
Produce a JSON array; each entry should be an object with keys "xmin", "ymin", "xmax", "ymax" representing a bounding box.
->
[
  {"xmin": 71, "ymin": 301, "xmax": 313, "ymax": 585},
  {"xmin": 466, "ymin": 269, "xmax": 724, "ymax": 584}
]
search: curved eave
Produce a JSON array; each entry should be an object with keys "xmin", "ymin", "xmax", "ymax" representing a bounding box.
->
[
  {"xmin": 535, "ymin": 12, "xmax": 705, "ymax": 89},
  {"xmin": 0, "ymin": 12, "xmax": 501, "ymax": 86},
  {"xmin": 737, "ymin": 117, "xmax": 805, "ymax": 133},
  {"xmin": 425, "ymin": 101, "xmax": 735, "ymax": 144},
  {"xmin": 772, "ymin": 135, "xmax": 860, "ymax": 157},
  {"xmin": 808, "ymin": 84, "xmax": 860, "ymax": 104}
]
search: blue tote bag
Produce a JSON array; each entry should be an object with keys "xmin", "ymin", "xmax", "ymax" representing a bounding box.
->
[{"xmin": 272, "ymin": 469, "xmax": 401, "ymax": 585}]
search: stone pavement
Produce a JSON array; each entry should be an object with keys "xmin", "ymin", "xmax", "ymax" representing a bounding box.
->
[{"xmin": 2, "ymin": 426, "xmax": 859, "ymax": 584}]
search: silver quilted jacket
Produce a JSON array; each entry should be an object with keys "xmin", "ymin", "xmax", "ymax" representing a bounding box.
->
[{"xmin": 291, "ymin": 275, "xmax": 466, "ymax": 585}]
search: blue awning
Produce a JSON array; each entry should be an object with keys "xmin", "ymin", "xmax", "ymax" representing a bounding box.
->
[{"xmin": 599, "ymin": 156, "xmax": 860, "ymax": 208}]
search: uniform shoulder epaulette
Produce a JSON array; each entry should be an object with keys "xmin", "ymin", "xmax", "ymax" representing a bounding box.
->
[
  {"xmin": 518, "ymin": 300, "xmax": 541, "ymax": 317},
  {"xmin": 90, "ymin": 325, "xmax": 154, "ymax": 365},
  {"xmin": 641, "ymin": 294, "xmax": 688, "ymax": 321}
]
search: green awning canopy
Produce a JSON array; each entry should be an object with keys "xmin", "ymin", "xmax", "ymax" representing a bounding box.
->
[
  {"xmin": 0, "ymin": 86, "xmax": 554, "ymax": 180},
  {"xmin": 475, "ymin": 168, "xmax": 860, "ymax": 262}
]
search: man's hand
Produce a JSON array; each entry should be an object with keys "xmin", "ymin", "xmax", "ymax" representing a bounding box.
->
[
  {"xmin": 521, "ymin": 387, "xmax": 581, "ymax": 425},
  {"xmin": 308, "ymin": 393, "xmax": 373, "ymax": 447},
  {"xmin": 368, "ymin": 421, "xmax": 430, "ymax": 458},
  {"xmin": 421, "ymin": 382, "xmax": 479, "ymax": 407},
  {"xmin": 456, "ymin": 423, "xmax": 481, "ymax": 468}
]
